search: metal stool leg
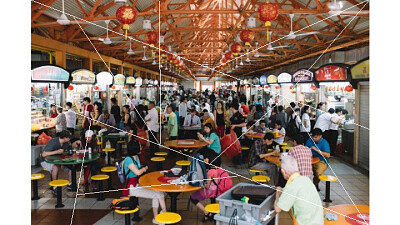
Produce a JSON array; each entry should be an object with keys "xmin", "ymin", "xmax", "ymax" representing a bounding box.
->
[
  {"xmin": 32, "ymin": 180, "xmax": 40, "ymax": 200},
  {"xmin": 323, "ymin": 181, "xmax": 332, "ymax": 203},
  {"xmin": 156, "ymin": 162, "xmax": 163, "ymax": 171},
  {"xmin": 107, "ymin": 152, "xmax": 111, "ymax": 166},
  {"xmin": 107, "ymin": 172, "xmax": 113, "ymax": 190},
  {"xmin": 55, "ymin": 187, "xmax": 64, "ymax": 208},
  {"xmin": 124, "ymin": 214, "xmax": 131, "ymax": 225},
  {"xmin": 132, "ymin": 197, "xmax": 142, "ymax": 222},
  {"xmin": 97, "ymin": 181, "xmax": 105, "ymax": 201}
]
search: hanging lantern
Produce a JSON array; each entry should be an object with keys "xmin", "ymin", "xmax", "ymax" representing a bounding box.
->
[
  {"xmin": 111, "ymin": 85, "xmax": 116, "ymax": 89},
  {"xmin": 258, "ymin": 1, "xmax": 279, "ymax": 42},
  {"xmin": 224, "ymin": 52, "xmax": 233, "ymax": 60},
  {"xmin": 290, "ymin": 85, "xmax": 294, "ymax": 90},
  {"xmin": 67, "ymin": 85, "xmax": 74, "ymax": 90},
  {"xmin": 160, "ymin": 44, "xmax": 169, "ymax": 57},
  {"xmin": 31, "ymin": 86, "xmax": 33, "ymax": 92},
  {"xmin": 240, "ymin": 29, "xmax": 255, "ymax": 46},
  {"xmin": 230, "ymin": 42, "xmax": 242, "ymax": 56},
  {"xmin": 116, "ymin": 4, "xmax": 137, "ymax": 40},
  {"xmin": 94, "ymin": 86, "xmax": 99, "ymax": 90},
  {"xmin": 275, "ymin": 86, "xmax": 280, "ymax": 90},
  {"xmin": 345, "ymin": 85, "xmax": 354, "ymax": 92},
  {"xmin": 146, "ymin": 31, "xmax": 158, "ymax": 57},
  {"xmin": 221, "ymin": 58, "xmax": 228, "ymax": 63},
  {"xmin": 311, "ymin": 85, "xmax": 317, "ymax": 91},
  {"xmin": 124, "ymin": 85, "xmax": 128, "ymax": 89}
]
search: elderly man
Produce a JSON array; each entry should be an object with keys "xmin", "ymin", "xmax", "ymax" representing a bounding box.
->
[
  {"xmin": 202, "ymin": 111, "xmax": 216, "ymax": 130},
  {"xmin": 274, "ymin": 155, "xmax": 323, "ymax": 225}
]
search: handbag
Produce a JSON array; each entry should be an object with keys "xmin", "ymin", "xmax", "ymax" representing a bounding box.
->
[{"xmin": 220, "ymin": 129, "xmax": 241, "ymax": 159}]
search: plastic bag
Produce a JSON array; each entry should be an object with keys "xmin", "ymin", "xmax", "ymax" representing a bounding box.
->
[
  {"xmin": 220, "ymin": 129, "xmax": 241, "ymax": 159},
  {"xmin": 241, "ymin": 210, "xmax": 258, "ymax": 223},
  {"xmin": 37, "ymin": 132, "xmax": 51, "ymax": 145}
]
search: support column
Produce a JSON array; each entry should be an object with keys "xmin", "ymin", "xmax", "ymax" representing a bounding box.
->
[
  {"xmin": 83, "ymin": 57, "xmax": 93, "ymax": 71},
  {"xmin": 55, "ymin": 50, "xmax": 66, "ymax": 68}
]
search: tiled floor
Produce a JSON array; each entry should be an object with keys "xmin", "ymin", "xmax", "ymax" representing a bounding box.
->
[{"xmin": 32, "ymin": 141, "xmax": 369, "ymax": 225}]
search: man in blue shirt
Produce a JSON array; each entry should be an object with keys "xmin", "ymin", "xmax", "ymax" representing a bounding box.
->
[{"xmin": 305, "ymin": 128, "xmax": 330, "ymax": 191}]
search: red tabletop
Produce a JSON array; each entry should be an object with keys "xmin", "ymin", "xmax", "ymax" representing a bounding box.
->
[
  {"xmin": 164, "ymin": 140, "xmax": 208, "ymax": 149},
  {"xmin": 324, "ymin": 204, "xmax": 369, "ymax": 225},
  {"xmin": 139, "ymin": 171, "xmax": 202, "ymax": 193}
]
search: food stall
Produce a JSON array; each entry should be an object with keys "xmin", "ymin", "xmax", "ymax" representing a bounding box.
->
[
  {"xmin": 267, "ymin": 75, "xmax": 280, "ymax": 104},
  {"xmin": 292, "ymin": 68, "xmax": 318, "ymax": 104},
  {"xmin": 135, "ymin": 77, "xmax": 143, "ymax": 103},
  {"xmin": 277, "ymin": 72, "xmax": 296, "ymax": 105},
  {"xmin": 349, "ymin": 58, "xmax": 369, "ymax": 170},
  {"xmin": 110, "ymin": 74, "xmax": 126, "ymax": 108},
  {"xmin": 31, "ymin": 65, "xmax": 70, "ymax": 133},
  {"xmin": 95, "ymin": 71, "xmax": 113, "ymax": 110},
  {"xmin": 66, "ymin": 69, "xmax": 96, "ymax": 107}
]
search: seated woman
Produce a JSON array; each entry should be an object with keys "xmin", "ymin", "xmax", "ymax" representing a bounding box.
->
[
  {"xmin": 197, "ymin": 123, "xmax": 221, "ymax": 166},
  {"xmin": 123, "ymin": 136, "xmax": 167, "ymax": 224},
  {"xmin": 189, "ymin": 154, "xmax": 233, "ymax": 222}
]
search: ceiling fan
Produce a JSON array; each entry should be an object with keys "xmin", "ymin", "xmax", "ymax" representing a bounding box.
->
[
  {"xmin": 327, "ymin": 0, "xmax": 369, "ymax": 16},
  {"xmin": 267, "ymin": 31, "xmax": 290, "ymax": 51},
  {"xmin": 281, "ymin": 14, "xmax": 319, "ymax": 40},
  {"xmin": 97, "ymin": 20, "xmax": 112, "ymax": 44},
  {"xmin": 57, "ymin": 0, "xmax": 70, "ymax": 25}
]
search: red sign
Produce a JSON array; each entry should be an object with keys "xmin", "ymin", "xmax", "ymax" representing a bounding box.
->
[
  {"xmin": 345, "ymin": 213, "xmax": 369, "ymax": 225},
  {"xmin": 315, "ymin": 65, "xmax": 347, "ymax": 81}
]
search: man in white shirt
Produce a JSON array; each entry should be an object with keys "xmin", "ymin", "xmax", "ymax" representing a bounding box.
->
[
  {"xmin": 145, "ymin": 101, "xmax": 160, "ymax": 156},
  {"xmin": 178, "ymin": 98, "xmax": 188, "ymax": 126},
  {"xmin": 326, "ymin": 109, "xmax": 345, "ymax": 156},
  {"xmin": 64, "ymin": 102, "xmax": 76, "ymax": 134},
  {"xmin": 314, "ymin": 108, "xmax": 339, "ymax": 139},
  {"xmin": 183, "ymin": 109, "xmax": 201, "ymax": 127}
]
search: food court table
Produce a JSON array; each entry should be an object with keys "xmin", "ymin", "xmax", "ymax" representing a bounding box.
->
[
  {"xmin": 244, "ymin": 132, "xmax": 265, "ymax": 139},
  {"xmin": 324, "ymin": 204, "xmax": 369, "ymax": 225},
  {"xmin": 164, "ymin": 140, "xmax": 208, "ymax": 159},
  {"xmin": 265, "ymin": 155, "xmax": 320, "ymax": 165},
  {"xmin": 139, "ymin": 171, "xmax": 202, "ymax": 212},
  {"xmin": 98, "ymin": 132, "xmax": 129, "ymax": 139},
  {"xmin": 45, "ymin": 152, "xmax": 100, "ymax": 192}
]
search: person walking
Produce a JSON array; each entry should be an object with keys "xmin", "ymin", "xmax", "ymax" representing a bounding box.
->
[{"xmin": 145, "ymin": 102, "xmax": 160, "ymax": 157}]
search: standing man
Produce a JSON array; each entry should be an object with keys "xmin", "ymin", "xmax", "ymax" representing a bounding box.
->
[
  {"xmin": 110, "ymin": 98, "xmax": 121, "ymax": 125},
  {"xmin": 275, "ymin": 105, "xmax": 287, "ymax": 129},
  {"xmin": 305, "ymin": 128, "xmax": 330, "ymax": 191},
  {"xmin": 82, "ymin": 97, "xmax": 94, "ymax": 137},
  {"xmin": 166, "ymin": 106, "xmax": 178, "ymax": 140},
  {"xmin": 230, "ymin": 104, "xmax": 246, "ymax": 168},
  {"xmin": 55, "ymin": 107, "xmax": 67, "ymax": 136},
  {"xmin": 145, "ymin": 101, "xmax": 160, "ymax": 157},
  {"xmin": 326, "ymin": 108, "xmax": 345, "ymax": 156},
  {"xmin": 64, "ymin": 102, "xmax": 76, "ymax": 135},
  {"xmin": 314, "ymin": 108, "xmax": 338, "ymax": 139},
  {"xmin": 179, "ymin": 97, "xmax": 188, "ymax": 126}
]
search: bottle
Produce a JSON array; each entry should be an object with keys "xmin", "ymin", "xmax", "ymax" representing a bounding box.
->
[
  {"xmin": 88, "ymin": 147, "xmax": 92, "ymax": 157},
  {"xmin": 116, "ymin": 162, "xmax": 125, "ymax": 183},
  {"xmin": 68, "ymin": 148, "xmax": 73, "ymax": 155}
]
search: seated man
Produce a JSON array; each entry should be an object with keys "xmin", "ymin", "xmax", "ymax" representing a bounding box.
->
[
  {"xmin": 288, "ymin": 134, "xmax": 313, "ymax": 180},
  {"xmin": 248, "ymin": 133, "xmax": 280, "ymax": 185},
  {"xmin": 202, "ymin": 112, "xmax": 216, "ymax": 130},
  {"xmin": 41, "ymin": 130, "xmax": 73, "ymax": 193},
  {"xmin": 274, "ymin": 155, "xmax": 323, "ymax": 225},
  {"xmin": 96, "ymin": 110, "xmax": 117, "ymax": 149},
  {"xmin": 305, "ymin": 128, "xmax": 330, "ymax": 190},
  {"xmin": 183, "ymin": 109, "xmax": 201, "ymax": 127},
  {"xmin": 273, "ymin": 120, "xmax": 286, "ymax": 144},
  {"xmin": 254, "ymin": 120, "xmax": 267, "ymax": 133}
]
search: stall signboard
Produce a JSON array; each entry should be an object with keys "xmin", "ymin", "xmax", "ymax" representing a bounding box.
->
[
  {"xmin": 267, "ymin": 75, "xmax": 277, "ymax": 84},
  {"xmin": 292, "ymin": 69, "xmax": 313, "ymax": 83},
  {"xmin": 278, "ymin": 72, "xmax": 292, "ymax": 83},
  {"xmin": 351, "ymin": 59, "xmax": 369, "ymax": 80},
  {"xmin": 135, "ymin": 77, "xmax": 143, "ymax": 86},
  {"xmin": 259, "ymin": 75, "xmax": 267, "ymax": 85},
  {"xmin": 114, "ymin": 74, "xmax": 125, "ymax": 85},
  {"xmin": 96, "ymin": 72, "xmax": 113, "ymax": 85},
  {"xmin": 315, "ymin": 65, "xmax": 347, "ymax": 81},
  {"xmin": 126, "ymin": 76, "xmax": 136, "ymax": 84},
  {"xmin": 71, "ymin": 69, "xmax": 95, "ymax": 84},
  {"xmin": 31, "ymin": 65, "xmax": 69, "ymax": 82}
]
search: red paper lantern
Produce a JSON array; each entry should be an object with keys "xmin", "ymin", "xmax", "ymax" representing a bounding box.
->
[
  {"xmin": 345, "ymin": 85, "xmax": 354, "ymax": 92},
  {"xmin": 230, "ymin": 42, "xmax": 242, "ymax": 55},
  {"xmin": 290, "ymin": 85, "xmax": 294, "ymax": 90},
  {"xmin": 275, "ymin": 86, "xmax": 280, "ymax": 90},
  {"xmin": 111, "ymin": 85, "xmax": 116, "ymax": 89},
  {"xmin": 116, "ymin": 4, "xmax": 137, "ymax": 40},
  {"xmin": 160, "ymin": 44, "xmax": 169, "ymax": 56},
  {"xmin": 173, "ymin": 59, "xmax": 180, "ymax": 65},
  {"xmin": 240, "ymin": 29, "xmax": 255, "ymax": 46},
  {"xmin": 258, "ymin": 2, "xmax": 279, "ymax": 26},
  {"xmin": 94, "ymin": 86, "xmax": 99, "ymax": 90},
  {"xmin": 311, "ymin": 85, "xmax": 317, "ymax": 90},
  {"xmin": 221, "ymin": 58, "xmax": 228, "ymax": 63},
  {"xmin": 31, "ymin": 86, "xmax": 33, "ymax": 92},
  {"xmin": 224, "ymin": 52, "xmax": 233, "ymax": 60},
  {"xmin": 67, "ymin": 85, "xmax": 74, "ymax": 90},
  {"xmin": 124, "ymin": 85, "xmax": 128, "ymax": 89},
  {"xmin": 145, "ymin": 31, "xmax": 158, "ymax": 46}
]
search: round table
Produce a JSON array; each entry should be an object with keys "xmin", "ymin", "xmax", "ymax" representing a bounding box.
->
[
  {"xmin": 265, "ymin": 155, "xmax": 320, "ymax": 165},
  {"xmin": 244, "ymin": 132, "xmax": 265, "ymax": 139},
  {"xmin": 312, "ymin": 156, "xmax": 320, "ymax": 164},
  {"xmin": 324, "ymin": 204, "xmax": 369, "ymax": 225},
  {"xmin": 45, "ymin": 152, "xmax": 100, "ymax": 192},
  {"xmin": 139, "ymin": 171, "xmax": 202, "ymax": 212},
  {"xmin": 164, "ymin": 140, "xmax": 208, "ymax": 149},
  {"xmin": 178, "ymin": 126, "xmax": 203, "ymax": 139}
]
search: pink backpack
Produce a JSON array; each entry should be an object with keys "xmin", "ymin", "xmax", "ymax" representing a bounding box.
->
[{"xmin": 209, "ymin": 167, "xmax": 233, "ymax": 197}]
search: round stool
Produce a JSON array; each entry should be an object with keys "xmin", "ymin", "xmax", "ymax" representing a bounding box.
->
[
  {"xmin": 116, "ymin": 140, "xmax": 126, "ymax": 155},
  {"xmin": 103, "ymin": 148, "xmax": 115, "ymax": 166},
  {"xmin": 97, "ymin": 141, "xmax": 102, "ymax": 152},
  {"xmin": 251, "ymin": 175, "xmax": 270, "ymax": 184},
  {"xmin": 31, "ymin": 173, "xmax": 44, "ymax": 200},
  {"xmin": 241, "ymin": 146, "xmax": 250, "ymax": 151},
  {"xmin": 319, "ymin": 175, "xmax": 338, "ymax": 203},
  {"xmin": 101, "ymin": 166, "xmax": 117, "ymax": 190},
  {"xmin": 176, "ymin": 160, "xmax": 190, "ymax": 171},
  {"xmin": 155, "ymin": 152, "xmax": 168, "ymax": 156},
  {"xmin": 151, "ymin": 157, "xmax": 165, "ymax": 170},
  {"xmin": 91, "ymin": 174, "xmax": 109, "ymax": 201},
  {"xmin": 281, "ymin": 146, "xmax": 291, "ymax": 151},
  {"xmin": 249, "ymin": 169, "xmax": 264, "ymax": 176},
  {"xmin": 115, "ymin": 208, "xmax": 139, "ymax": 225},
  {"xmin": 280, "ymin": 142, "xmax": 288, "ymax": 146},
  {"xmin": 49, "ymin": 179, "xmax": 69, "ymax": 208},
  {"xmin": 205, "ymin": 203, "xmax": 220, "ymax": 214},
  {"xmin": 155, "ymin": 212, "xmax": 182, "ymax": 224}
]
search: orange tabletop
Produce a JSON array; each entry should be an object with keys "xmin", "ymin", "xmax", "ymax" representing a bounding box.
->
[
  {"xmin": 138, "ymin": 171, "xmax": 202, "ymax": 193},
  {"xmin": 245, "ymin": 133, "xmax": 265, "ymax": 139},
  {"xmin": 312, "ymin": 156, "xmax": 320, "ymax": 165},
  {"xmin": 324, "ymin": 204, "xmax": 369, "ymax": 225},
  {"xmin": 265, "ymin": 155, "xmax": 281, "ymax": 164},
  {"xmin": 164, "ymin": 140, "xmax": 208, "ymax": 149}
]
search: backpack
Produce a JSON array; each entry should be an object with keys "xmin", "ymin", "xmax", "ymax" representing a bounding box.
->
[
  {"xmin": 135, "ymin": 123, "xmax": 148, "ymax": 145},
  {"xmin": 118, "ymin": 155, "xmax": 140, "ymax": 184},
  {"xmin": 287, "ymin": 114, "xmax": 299, "ymax": 138},
  {"xmin": 187, "ymin": 153, "xmax": 207, "ymax": 187},
  {"xmin": 110, "ymin": 196, "xmax": 137, "ymax": 210},
  {"xmin": 210, "ymin": 168, "xmax": 233, "ymax": 197}
]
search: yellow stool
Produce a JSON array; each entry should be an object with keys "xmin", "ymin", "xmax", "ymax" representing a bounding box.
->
[
  {"xmin": 31, "ymin": 173, "xmax": 44, "ymax": 200},
  {"xmin": 280, "ymin": 142, "xmax": 288, "ymax": 146},
  {"xmin": 97, "ymin": 141, "xmax": 102, "ymax": 152},
  {"xmin": 281, "ymin": 146, "xmax": 291, "ymax": 151},
  {"xmin": 155, "ymin": 152, "xmax": 168, "ymax": 156},
  {"xmin": 151, "ymin": 157, "xmax": 166, "ymax": 170},
  {"xmin": 115, "ymin": 208, "xmax": 139, "ymax": 225},
  {"xmin": 101, "ymin": 166, "xmax": 117, "ymax": 190},
  {"xmin": 249, "ymin": 169, "xmax": 264, "ymax": 175},
  {"xmin": 117, "ymin": 140, "xmax": 126, "ymax": 144},
  {"xmin": 155, "ymin": 212, "xmax": 182, "ymax": 224},
  {"xmin": 319, "ymin": 175, "xmax": 338, "ymax": 203},
  {"xmin": 91, "ymin": 174, "xmax": 109, "ymax": 201},
  {"xmin": 251, "ymin": 175, "xmax": 270, "ymax": 184},
  {"xmin": 49, "ymin": 179, "xmax": 69, "ymax": 208},
  {"xmin": 176, "ymin": 160, "xmax": 191, "ymax": 171},
  {"xmin": 103, "ymin": 148, "xmax": 115, "ymax": 166},
  {"xmin": 205, "ymin": 203, "xmax": 220, "ymax": 214},
  {"xmin": 241, "ymin": 146, "xmax": 250, "ymax": 150}
]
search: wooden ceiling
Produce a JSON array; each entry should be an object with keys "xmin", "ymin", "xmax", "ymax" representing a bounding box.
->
[{"xmin": 31, "ymin": 0, "xmax": 369, "ymax": 81}]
